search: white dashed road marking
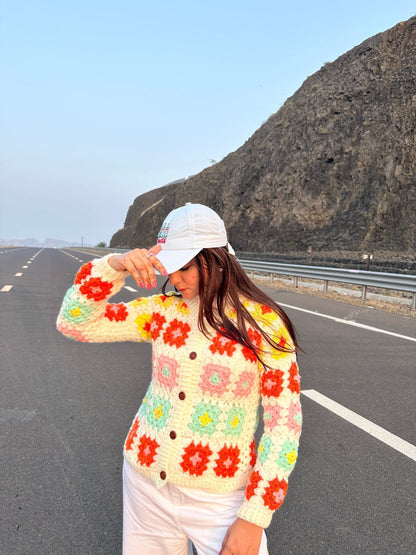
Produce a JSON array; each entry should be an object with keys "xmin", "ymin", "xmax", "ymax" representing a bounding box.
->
[
  {"xmin": 1, "ymin": 285, "xmax": 13, "ymax": 292},
  {"xmin": 124, "ymin": 286, "xmax": 138, "ymax": 293}
]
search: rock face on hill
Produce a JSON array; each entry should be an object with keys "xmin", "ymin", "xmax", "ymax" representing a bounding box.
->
[{"xmin": 111, "ymin": 17, "xmax": 416, "ymax": 254}]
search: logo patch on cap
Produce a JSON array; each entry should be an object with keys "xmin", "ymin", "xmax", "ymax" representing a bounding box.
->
[{"xmin": 157, "ymin": 222, "xmax": 170, "ymax": 244}]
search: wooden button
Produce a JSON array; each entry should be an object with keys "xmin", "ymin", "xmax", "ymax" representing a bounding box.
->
[
  {"xmin": 160, "ymin": 471, "xmax": 167, "ymax": 480},
  {"xmin": 178, "ymin": 391, "xmax": 186, "ymax": 400},
  {"xmin": 189, "ymin": 351, "xmax": 197, "ymax": 360},
  {"xmin": 170, "ymin": 431, "xmax": 177, "ymax": 440}
]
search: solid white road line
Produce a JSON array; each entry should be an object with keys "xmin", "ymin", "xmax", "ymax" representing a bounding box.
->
[
  {"xmin": 279, "ymin": 302, "xmax": 416, "ymax": 343},
  {"xmin": 1, "ymin": 285, "xmax": 13, "ymax": 292},
  {"xmin": 302, "ymin": 389, "xmax": 416, "ymax": 461}
]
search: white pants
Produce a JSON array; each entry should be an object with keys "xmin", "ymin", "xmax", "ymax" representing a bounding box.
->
[{"xmin": 123, "ymin": 460, "xmax": 269, "ymax": 555}]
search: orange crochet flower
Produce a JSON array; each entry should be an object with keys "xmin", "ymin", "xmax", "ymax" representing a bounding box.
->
[
  {"xmin": 214, "ymin": 445, "xmax": 240, "ymax": 477},
  {"xmin": 249, "ymin": 439, "xmax": 257, "ymax": 467},
  {"xmin": 163, "ymin": 319, "xmax": 191, "ymax": 348},
  {"xmin": 137, "ymin": 435, "xmax": 159, "ymax": 467},
  {"xmin": 277, "ymin": 335, "xmax": 287, "ymax": 349},
  {"xmin": 245, "ymin": 470, "xmax": 262, "ymax": 500},
  {"xmin": 80, "ymin": 277, "xmax": 113, "ymax": 301},
  {"xmin": 105, "ymin": 303, "xmax": 128, "ymax": 322},
  {"xmin": 242, "ymin": 329, "xmax": 262, "ymax": 362},
  {"xmin": 288, "ymin": 361, "xmax": 300, "ymax": 393},
  {"xmin": 75, "ymin": 262, "xmax": 93, "ymax": 284},
  {"xmin": 209, "ymin": 331, "xmax": 236, "ymax": 357},
  {"xmin": 125, "ymin": 417, "xmax": 139, "ymax": 450},
  {"xmin": 261, "ymin": 369, "xmax": 284, "ymax": 398},
  {"xmin": 150, "ymin": 312, "xmax": 166, "ymax": 340},
  {"xmin": 262, "ymin": 477, "xmax": 288, "ymax": 511},
  {"xmin": 180, "ymin": 441, "xmax": 212, "ymax": 476}
]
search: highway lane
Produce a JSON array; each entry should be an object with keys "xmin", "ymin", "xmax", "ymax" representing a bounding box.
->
[{"xmin": 1, "ymin": 247, "xmax": 415, "ymax": 554}]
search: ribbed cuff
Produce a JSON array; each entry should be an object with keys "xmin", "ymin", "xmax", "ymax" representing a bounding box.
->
[
  {"xmin": 237, "ymin": 497, "xmax": 273, "ymax": 529},
  {"xmin": 93, "ymin": 253, "xmax": 128, "ymax": 282}
]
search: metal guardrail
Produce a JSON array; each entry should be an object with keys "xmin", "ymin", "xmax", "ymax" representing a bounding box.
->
[
  {"xmin": 239, "ymin": 259, "xmax": 416, "ymax": 310},
  {"xmin": 66, "ymin": 248, "xmax": 416, "ymax": 310}
]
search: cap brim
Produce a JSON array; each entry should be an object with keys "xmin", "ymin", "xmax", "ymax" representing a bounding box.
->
[{"xmin": 156, "ymin": 247, "xmax": 202, "ymax": 275}]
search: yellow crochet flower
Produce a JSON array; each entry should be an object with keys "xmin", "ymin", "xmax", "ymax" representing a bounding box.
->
[
  {"xmin": 250, "ymin": 303, "xmax": 278, "ymax": 326},
  {"xmin": 153, "ymin": 295, "xmax": 175, "ymax": 309},
  {"xmin": 130, "ymin": 297, "xmax": 150, "ymax": 308},
  {"xmin": 286, "ymin": 449, "xmax": 298, "ymax": 466},
  {"xmin": 225, "ymin": 307, "xmax": 237, "ymax": 320},
  {"xmin": 177, "ymin": 300, "xmax": 190, "ymax": 315},
  {"xmin": 135, "ymin": 312, "xmax": 152, "ymax": 339},
  {"xmin": 153, "ymin": 405, "xmax": 164, "ymax": 420},
  {"xmin": 269, "ymin": 324, "xmax": 293, "ymax": 360},
  {"xmin": 68, "ymin": 307, "xmax": 83, "ymax": 318}
]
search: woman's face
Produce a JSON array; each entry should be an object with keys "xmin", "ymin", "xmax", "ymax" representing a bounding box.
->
[{"xmin": 168, "ymin": 260, "xmax": 200, "ymax": 299}]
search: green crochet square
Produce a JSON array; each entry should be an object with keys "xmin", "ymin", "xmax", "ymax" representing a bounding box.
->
[
  {"xmin": 189, "ymin": 402, "xmax": 221, "ymax": 436},
  {"xmin": 224, "ymin": 405, "xmax": 246, "ymax": 437},
  {"xmin": 146, "ymin": 395, "xmax": 172, "ymax": 430}
]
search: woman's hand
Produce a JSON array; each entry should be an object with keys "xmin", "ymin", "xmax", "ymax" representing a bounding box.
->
[
  {"xmin": 220, "ymin": 518, "xmax": 263, "ymax": 555},
  {"xmin": 108, "ymin": 245, "xmax": 168, "ymax": 289}
]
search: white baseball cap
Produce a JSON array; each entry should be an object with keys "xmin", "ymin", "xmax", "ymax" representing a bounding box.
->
[{"xmin": 155, "ymin": 203, "xmax": 235, "ymax": 274}]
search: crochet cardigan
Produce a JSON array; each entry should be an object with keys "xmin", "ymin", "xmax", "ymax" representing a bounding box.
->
[{"xmin": 57, "ymin": 254, "xmax": 302, "ymax": 528}]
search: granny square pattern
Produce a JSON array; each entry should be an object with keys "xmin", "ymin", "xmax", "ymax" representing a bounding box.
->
[{"xmin": 57, "ymin": 254, "xmax": 302, "ymax": 529}]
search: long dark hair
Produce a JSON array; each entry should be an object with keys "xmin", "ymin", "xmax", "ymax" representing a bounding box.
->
[{"xmin": 163, "ymin": 247, "xmax": 300, "ymax": 365}]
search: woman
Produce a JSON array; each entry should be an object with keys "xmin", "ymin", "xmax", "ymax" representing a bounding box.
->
[{"xmin": 57, "ymin": 203, "xmax": 302, "ymax": 555}]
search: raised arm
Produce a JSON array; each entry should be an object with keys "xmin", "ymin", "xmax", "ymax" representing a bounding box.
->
[{"xmin": 56, "ymin": 247, "xmax": 167, "ymax": 343}]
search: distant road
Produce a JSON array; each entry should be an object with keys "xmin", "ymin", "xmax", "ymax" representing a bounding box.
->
[{"xmin": 1, "ymin": 247, "xmax": 415, "ymax": 554}]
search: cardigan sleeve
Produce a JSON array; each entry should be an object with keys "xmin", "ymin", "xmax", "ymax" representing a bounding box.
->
[
  {"xmin": 237, "ymin": 308, "xmax": 302, "ymax": 528},
  {"xmin": 56, "ymin": 254, "xmax": 156, "ymax": 343}
]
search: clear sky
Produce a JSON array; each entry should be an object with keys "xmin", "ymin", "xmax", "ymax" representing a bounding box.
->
[{"xmin": 1, "ymin": 1, "xmax": 415, "ymax": 246}]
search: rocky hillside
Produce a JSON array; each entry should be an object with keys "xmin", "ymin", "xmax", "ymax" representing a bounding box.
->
[{"xmin": 111, "ymin": 17, "xmax": 416, "ymax": 255}]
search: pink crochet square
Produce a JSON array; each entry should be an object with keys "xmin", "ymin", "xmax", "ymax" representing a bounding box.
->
[
  {"xmin": 233, "ymin": 370, "xmax": 256, "ymax": 397},
  {"xmin": 155, "ymin": 355, "xmax": 179, "ymax": 389},
  {"xmin": 199, "ymin": 364, "xmax": 231, "ymax": 395}
]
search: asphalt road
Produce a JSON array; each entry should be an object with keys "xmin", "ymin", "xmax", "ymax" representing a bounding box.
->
[{"xmin": 1, "ymin": 247, "xmax": 415, "ymax": 555}]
